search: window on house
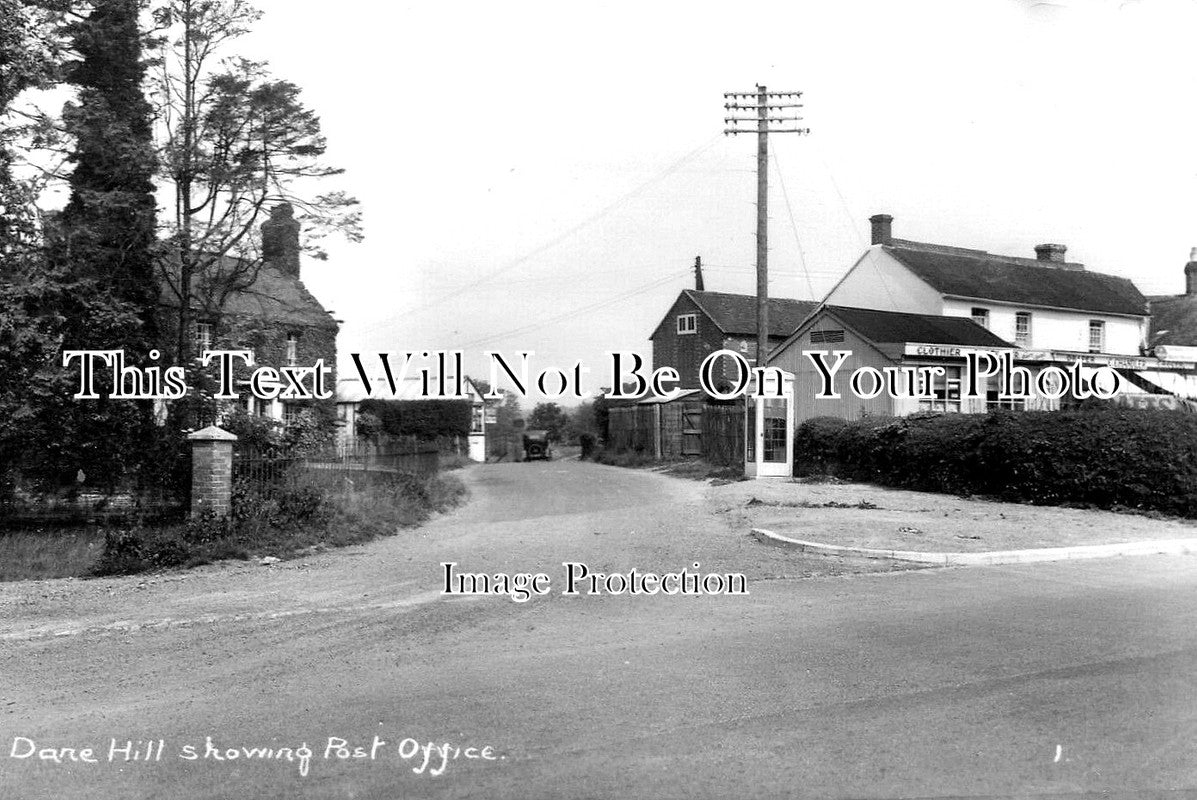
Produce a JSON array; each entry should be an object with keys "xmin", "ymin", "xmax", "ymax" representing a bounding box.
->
[
  {"xmin": 983, "ymin": 360, "xmax": 1027, "ymax": 411},
  {"xmin": 1014, "ymin": 312, "xmax": 1032, "ymax": 348},
  {"xmin": 986, "ymin": 391, "xmax": 1025, "ymax": 412},
  {"xmin": 286, "ymin": 333, "xmax": 299, "ymax": 365},
  {"xmin": 809, "ymin": 329, "xmax": 845, "ymax": 344},
  {"xmin": 282, "ymin": 402, "xmax": 302, "ymax": 425},
  {"xmin": 1088, "ymin": 320, "xmax": 1105, "ymax": 353},
  {"xmin": 193, "ymin": 321, "xmax": 213, "ymax": 355},
  {"xmin": 918, "ymin": 366, "xmax": 963, "ymax": 413},
  {"xmin": 677, "ymin": 314, "xmax": 697, "ymax": 335},
  {"xmin": 971, "ymin": 307, "xmax": 989, "ymax": 329}
]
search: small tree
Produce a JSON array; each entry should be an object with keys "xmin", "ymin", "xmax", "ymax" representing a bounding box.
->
[{"xmin": 528, "ymin": 402, "xmax": 570, "ymax": 442}]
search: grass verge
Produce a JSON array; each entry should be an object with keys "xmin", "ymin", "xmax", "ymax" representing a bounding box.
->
[
  {"xmin": 591, "ymin": 448, "xmax": 745, "ymax": 482},
  {"xmin": 0, "ymin": 527, "xmax": 106, "ymax": 582},
  {"xmin": 0, "ymin": 470, "xmax": 466, "ymax": 581}
]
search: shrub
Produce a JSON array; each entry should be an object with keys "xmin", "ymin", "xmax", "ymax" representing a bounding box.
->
[
  {"xmin": 358, "ymin": 399, "xmax": 472, "ymax": 441},
  {"xmin": 91, "ymin": 470, "xmax": 466, "ymax": 578},
  {"xmin": 793, "ymin": 407, "xmax": 1197, "ymax": 517}
]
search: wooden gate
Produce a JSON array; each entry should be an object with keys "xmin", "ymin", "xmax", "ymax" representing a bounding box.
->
[{"xmin": 681, "ymin": 403, "xmax": 703, "ymax": 456}]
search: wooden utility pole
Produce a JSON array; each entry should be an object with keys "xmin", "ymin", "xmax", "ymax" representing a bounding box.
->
[{"xmin": 723, "ymin": 86, "xmax": 809, "ymax": 367}]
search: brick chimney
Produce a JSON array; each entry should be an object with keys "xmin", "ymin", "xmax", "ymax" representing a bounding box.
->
[
  {"xmin": 261, "ymin": 203, "xmax": 301, "ymax": 278},
  {"xmin": 869, "ymin": 214, "xmax": 893, "ymax": 246},
  {"xmin": 1034, "ymin": 243, "xmax": 1067, "ymax": 263},
  {"xmin": 1187, "ymin": 247, "xmax": 1197, "ymax": 296}
]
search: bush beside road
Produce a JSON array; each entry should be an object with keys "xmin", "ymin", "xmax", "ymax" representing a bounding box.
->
[{"xmin": 794, "ymin": 406, "xmax": 1197, "ymax": 518}]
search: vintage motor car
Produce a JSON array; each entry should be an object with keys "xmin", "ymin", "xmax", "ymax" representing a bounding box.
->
[{"xmin": 522, "ymin": 429, "xmax": 552, "ymax": 461}]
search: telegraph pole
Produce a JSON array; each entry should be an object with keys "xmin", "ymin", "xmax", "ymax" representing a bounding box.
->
[{"xmin": 724, "ymin": 86, "xmax": 809, "ymax": 367}]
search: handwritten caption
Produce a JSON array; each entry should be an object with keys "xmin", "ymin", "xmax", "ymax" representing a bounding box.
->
[{"xmin": 9, "ymin": 735, "xmax": 502, "ymax": 777}]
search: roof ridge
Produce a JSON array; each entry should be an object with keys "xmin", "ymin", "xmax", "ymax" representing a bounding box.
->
[
  {"xmin": 824, "ymin": 304, "xmax": 958, "ymax": 321},
  {"xmin": 889, "ymin": 239, "xmax": 1088, "ymax": 270},
  {"xmin": 686, "ymin": 288, "xmax": 813, "ymax": 304}
]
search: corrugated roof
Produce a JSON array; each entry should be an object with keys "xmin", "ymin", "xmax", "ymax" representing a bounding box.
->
[
  {"xmin": 1147, "ymin": 294, "xmax": 1197, "ymax": 347},
  {"xmin": 823, "ymin": 305, "xmax": 1014, "ymax": 347},
  {"xmin": 684, "ymin": 290, "xmax": 819, "ymax": 337},
  {"xmin": 884, "ymin": 239, "xmax": 1147, "ymax": 317}
]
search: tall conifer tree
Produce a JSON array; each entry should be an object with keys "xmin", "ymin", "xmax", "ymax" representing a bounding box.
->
[{"xmin": 59, "ymin": 0, "xmax": 158, "ymax": 352}]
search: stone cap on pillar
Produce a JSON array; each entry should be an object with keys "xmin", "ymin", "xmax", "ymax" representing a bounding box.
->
[{"xmin": 187, "ymin": 425, "xmax": 238, "ymax": 442}]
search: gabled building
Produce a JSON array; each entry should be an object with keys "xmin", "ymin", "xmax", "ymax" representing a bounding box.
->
[
  {"xmin": 823, "ymin": 214, "xmax": 1149, "ymax": 357},
  {"xmin": 651, "ymin": 289, "xmax": 818, "ymax": 388},
  {"xmin": 1147, "ymin": 249, "xmax": 1197, "ymax": 352},
  {"xmin": 158, "ymin": 203, "xmax": 339, "ymax": 424},
  {"xmin": 1141, "ymin": 250, "xmax": 1197, "ymax": 403},
  {"xmin": 767, "ymin": 305, "xmax": 1016, "ymax": 423},
  {"xmin": 335, "ymin": 376, "xmax": 495, "ymax": 461}
]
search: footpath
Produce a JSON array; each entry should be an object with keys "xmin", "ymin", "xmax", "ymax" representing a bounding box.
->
[{"xmin": 707, "ymin": 477, "xmax": 1197, "ymax": 566}]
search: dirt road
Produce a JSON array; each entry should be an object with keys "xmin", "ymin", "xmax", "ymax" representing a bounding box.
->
[{"xmin": 4, "ymin": 461, "xmax": 1195, "ymax": 799}]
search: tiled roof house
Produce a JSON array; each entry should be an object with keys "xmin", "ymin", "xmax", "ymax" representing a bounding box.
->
[
  {"xmin": 650, "ymin": 289, "xmax": 818, "ymax": 388},
  {"xmin": 158, "ymin": 203, "xmax": 338, "ymax": 423},
  {"xmin": 820, "ymin": 214, "xmax": 1149, "ymax": 357},
  {"xmin": 1147, "ymin": 248, "xmax": 1197, "ymax": 351}
]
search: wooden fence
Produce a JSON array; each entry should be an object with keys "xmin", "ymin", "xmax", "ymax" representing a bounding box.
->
[{"xmin": 606, "ymin": 400, "xmax": 744, "ymax": 466}]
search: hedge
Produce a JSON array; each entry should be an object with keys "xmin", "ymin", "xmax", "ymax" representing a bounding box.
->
[
  {"xmin": 358, "ymin": 399, "xmax": 472, "ymax": 441},
  {"xmin": 793, "ymin": 407, "xmax": 1197, "ymax": 517}
]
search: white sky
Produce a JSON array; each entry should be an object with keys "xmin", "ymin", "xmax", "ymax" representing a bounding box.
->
[{"xmin": 240, "ymin": 0, "xmax": 1197, "ymax": 402}]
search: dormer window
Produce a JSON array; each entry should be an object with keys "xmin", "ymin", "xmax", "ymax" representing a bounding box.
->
[
  {"xmin": 1015, "ymin": 312, "xmax": 1032, "ymax": 347},
  {"xmin": 286, "ymin": 333, "xmax": 299, "ymax": 365},
  {"xmin": 971, "ymin": 307, "xmax": 989, "ymax": 329},
  {"xmin": 677, "ymin": 314, "xmax": 697, "ymax": 335}
]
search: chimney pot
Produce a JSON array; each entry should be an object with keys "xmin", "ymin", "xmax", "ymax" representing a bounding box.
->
[
  {"xmin": 869, "ymin": 214, "xmax": 893, "ymax": 246},
  {"xmin": 1186, "ymin": 248, "xmax": 1197, "ymax": 296},
  {"xmin": 1034, "ymin": 243, "xmax": 1067, "ymax": 263},
  {"xmin": 261, "ymin": 203, "xmax": 301, "ymax": 278}
]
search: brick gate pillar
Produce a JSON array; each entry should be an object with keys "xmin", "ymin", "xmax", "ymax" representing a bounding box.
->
[{"xmin": 187, "ymin": 425, "xmax": 238, "ymax": 518}]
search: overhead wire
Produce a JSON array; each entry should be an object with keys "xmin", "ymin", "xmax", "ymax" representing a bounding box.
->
[
  {"xmin": 812, "ymin": 138, "xmax": 902, "ymax": 313},
  {"xmin": 352, "ymin": 133, "xmax": 726, "ymax": 340},
  {"xmin": 771, "ymin": 147, "xmax": 818, "ymax": 301},
  {"xmin": 451, "ymin": 268, "xmax": 691, "ymax": 351}
]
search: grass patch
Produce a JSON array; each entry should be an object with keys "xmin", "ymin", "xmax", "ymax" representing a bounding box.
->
[
  {"xmin": 591, "ymin": 448, "xmax": 745, "ymax": 482},
  {"xmin": 745, "ymin": 497, "xmax": 880, "ymax": 510},
  {"xmin": 591, "ymin": 448, "xmax": 658, "ymax": 468},
  {"xmin": 0, "ymin": 470, "xmax": 466, "ymax": 582},
  {"xmin": 0, "ymin": 527, "xmax": 107, "ymax": 582},
  {"xmin": 438, "ymin": 452, "xmax": 473, "ymax": 471},
  {"xmin": 91, "ymin": 470, "xmax": 467, "ymax": 577}
]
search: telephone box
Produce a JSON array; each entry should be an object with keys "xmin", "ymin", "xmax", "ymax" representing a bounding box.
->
[{"xmin": 744, "ymin": 369, "xmax": 794, "ymax": 479}]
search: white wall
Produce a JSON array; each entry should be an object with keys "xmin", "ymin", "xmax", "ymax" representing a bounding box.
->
[
  {"xmin": 823, "ymin": 248, "xmax": 945, "ymax": 314},
  {"xmin": 941, "ymin": 299, "xmax": 1143, "ymax": 355}
]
